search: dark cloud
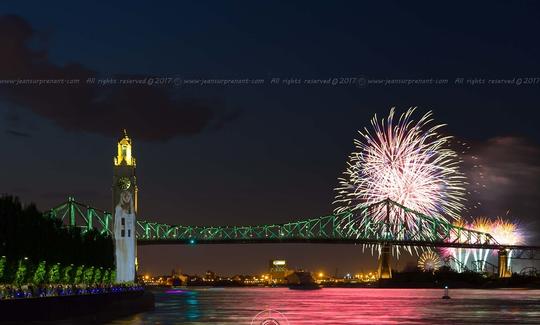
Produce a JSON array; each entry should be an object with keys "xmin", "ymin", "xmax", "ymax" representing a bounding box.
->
[
  {"xmin": 3, "ymin": 109, "xmax": 20, "ymax": 124},
  {"xmin": 211, "ymin": 107, "xmax": 243, "ymax": 131},
  {"xmin": 0, "ymin": 15, "xmax": 237, "ymax": 141},
  {"xmin": 462, "ymin": 137, "xmax": 540, "ymax": 236},
  {"xmin": 2, "ymin": 109, "xmax": 32, "ymax": 137},
  {"xmin": 6, "ymin": 129, "xmax": 31, "ymax": 137}
]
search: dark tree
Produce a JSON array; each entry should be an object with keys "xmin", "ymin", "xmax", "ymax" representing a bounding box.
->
[{"xmin": 0, "ymin": 195, "xmax": 114, "ymax": 280}]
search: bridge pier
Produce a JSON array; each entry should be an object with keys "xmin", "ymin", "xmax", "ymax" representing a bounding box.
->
[
  {"xmin": 498, "ymin": 249, "xmax": 511, "ymax": 278},
  {"xmin": 377, "ymin": 243, "xmax": 392, "ymax": 279}
]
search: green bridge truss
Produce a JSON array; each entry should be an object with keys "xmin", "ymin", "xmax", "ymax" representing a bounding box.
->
[{"xmin": 46, "ymin": 197, "xmax": 513, "ymax": 250}]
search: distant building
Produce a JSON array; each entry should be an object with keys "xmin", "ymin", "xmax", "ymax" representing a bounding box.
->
[
  {"xmin": 269, "ymin": 259, "xmax": 289, "ymax": 283},
  {"xmin": 204, "ymin": 270, "xmax": 216, "ymax": 282},
  {"xmin": 168, "ymin": 268, "xmax": 188, "ymax": 286}
]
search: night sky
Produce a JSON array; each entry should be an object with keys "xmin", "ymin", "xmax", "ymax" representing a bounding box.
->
[{"xmin": 1, "ymin": 1, "xmax": 539, "ymax": 276}]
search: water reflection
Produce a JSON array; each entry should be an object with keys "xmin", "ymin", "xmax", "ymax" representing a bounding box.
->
[
  {"xmin": 108, "ymin": 288, "xmax": 540, "ymax": 324},
  {"xmin": 185, "ymin": 291, "xmax": 200, "ymax": 321}
]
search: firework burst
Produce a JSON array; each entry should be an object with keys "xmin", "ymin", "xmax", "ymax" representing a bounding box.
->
[
  {"xmin": 418, "ymin": 250, "xmax": 443, "ymax": 272},
  {"xmin": 441, "ymin": 219, "xmax": 473, "ymax": 272},
  {"xmin": 491, "ymin": 217, "xmax": 523, "ymax": 246},
  {"xmin": 471, "ymin": 217, "xmax": 493, "ymax": 272},
  {"xmin": 491, "ymin": 217, "xmax": 524, "ymax": 269},
  {"xmin": 334, "ymin": 108, "xmax": 467, "ymax": 252}
]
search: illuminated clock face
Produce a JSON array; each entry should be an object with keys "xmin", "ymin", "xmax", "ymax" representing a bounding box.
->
[{"xmin": 117, "ymin": 177, "xmax": 131, "ymax": 190}]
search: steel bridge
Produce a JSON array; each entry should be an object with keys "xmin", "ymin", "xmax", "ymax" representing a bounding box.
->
[
  {"xmin": 47, "ymin": 197, "xmax": 528, "ymax": 250},
  {"xmin": 48, "ymin": 197, "xmax": 540, "ymax": 279}
]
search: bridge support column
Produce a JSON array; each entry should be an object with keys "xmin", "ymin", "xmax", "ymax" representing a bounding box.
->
[
  {"xmin": 498, "ymin": 249, "xmax": 511, "ymax": 278},
  {"xmin": 377, "ymin": 243, "xmax": 392, "ymax": 279}
]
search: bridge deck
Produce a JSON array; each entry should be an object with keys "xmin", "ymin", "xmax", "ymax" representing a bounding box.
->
[
  {"xmin": 48, "ymin": 197, "xmax": 540, "ymax": 252},
  {"xmin": 136, "ymin": 237, "xmax": 540, "ymax": 251}
]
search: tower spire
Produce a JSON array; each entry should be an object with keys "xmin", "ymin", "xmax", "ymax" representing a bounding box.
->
[{"xmin": 114, "ymin": 130, "xmax": 135, "ymax": 166}]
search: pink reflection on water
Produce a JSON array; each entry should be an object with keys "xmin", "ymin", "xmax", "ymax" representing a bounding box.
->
[{"xmin": 111, "ymin": 288, "xmax": 540, "ymax": 324}]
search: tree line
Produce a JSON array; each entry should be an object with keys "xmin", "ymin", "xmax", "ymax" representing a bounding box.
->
[{"xmin": 0, "ymin": 195, "xmax": 114, "ymax": 284}]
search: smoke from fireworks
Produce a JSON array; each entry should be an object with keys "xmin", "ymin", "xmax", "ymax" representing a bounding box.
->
[{"xmin": 334, "ymin": 108, "xmax": 466, "ymax": 251}]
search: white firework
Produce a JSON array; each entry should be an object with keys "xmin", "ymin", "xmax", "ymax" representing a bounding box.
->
[{"xmin": 334, "ymin": 108, "xmax": 466, "ymax": 251}]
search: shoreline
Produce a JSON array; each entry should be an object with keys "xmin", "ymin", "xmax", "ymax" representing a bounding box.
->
[
  {"xmin": 149, "ymin": 281, "xmax": 540, "ymax": 290},
  {"xmin": 0, "ymin": 289, "xmax": 154, "ymax": 323}
]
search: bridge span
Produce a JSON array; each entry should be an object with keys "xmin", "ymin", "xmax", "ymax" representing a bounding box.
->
[{"xmin": 47, "ymin": 197, "xmax": 540, "ymax": 279}]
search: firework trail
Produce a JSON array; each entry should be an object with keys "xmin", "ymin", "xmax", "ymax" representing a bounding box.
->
[
  {"xmin": 441, "ymin": 219, "xmax": 473, "ymax": 272},
  {"xmin": 334, "ymin": 108, "xmax": 467, "ymax": 253},
  {"xmin": 471, "ymin": 217, "xmax": 493, "ymax": 271}
]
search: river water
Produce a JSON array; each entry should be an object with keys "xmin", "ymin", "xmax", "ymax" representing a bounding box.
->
[{"xmin": 108, "ymin": 287, "xmax": 540, "ymax": 324}]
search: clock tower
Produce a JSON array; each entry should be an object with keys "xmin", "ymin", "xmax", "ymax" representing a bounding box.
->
[{"xmin": 113, "ymin": 129, "xmax": 137, "ymax": 283}]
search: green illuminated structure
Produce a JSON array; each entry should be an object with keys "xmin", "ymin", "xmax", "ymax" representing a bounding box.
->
[
  {"xmin": 47, "ymin": 197, "xmax": 112, "ymax": 235},
  {"xmin": 48, "ymin": 197, "xmax": 501, "ymax": 248},
  {"xmin": 41, "ymin": 132, "xmax": 540, "ymax": 280},
  {"xmin": 46, "ymin": 196, "xmax": 540, "ymax": 280}
]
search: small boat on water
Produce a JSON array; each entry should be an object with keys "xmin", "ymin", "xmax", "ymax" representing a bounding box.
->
[
  {"xmin": 286, "ymin": 271, "xmax": 321, "ymax": 290},
  {"xmin": 288, "ymin": 283, "xmax": 321, "ymax": 290}
]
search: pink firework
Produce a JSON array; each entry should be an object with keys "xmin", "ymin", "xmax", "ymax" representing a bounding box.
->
[
  {"xmin": 491, "ymin": 218, "xmax": 524, "ymax": 246},
  {"xmin": 334, "ymin": 108, "xmax": 466, "ymax": 245},
  {"xmin": 490, "ymin": 217, "xmax": 524, "ymax": 269},
  {"xmin": 441, "ymin": 219, "xmax": 473, "ymax": 272}
]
